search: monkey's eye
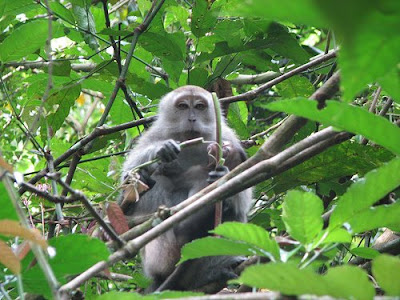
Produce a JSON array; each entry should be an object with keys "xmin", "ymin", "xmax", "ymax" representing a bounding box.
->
[
  {"xmin": 177, "ymin": 102, "xmax": 189, "ymax": 110},
  {"xmin": 195, "ymin": 103, "xmax": 207, "ymax": 110}
]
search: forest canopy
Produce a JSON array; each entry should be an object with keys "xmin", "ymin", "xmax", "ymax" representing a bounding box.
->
[{"xmin": 0, "ymin": 0, "xmax": 399, "ymax": 299}]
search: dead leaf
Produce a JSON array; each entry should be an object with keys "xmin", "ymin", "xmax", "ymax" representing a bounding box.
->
[
  {"xmin": 0, "ymin": 240, "xmax": 21, "ymax": 274},
  {"xmin": 106, "ymin": 202, "xmax": 129, "ymax": 234},
  {"xmin": 121, "ymin": 172, "xmax": 149, "ymax": 206},
  {"xmin": 0, "ymin": 220, "xmax": 48, "ymax": 249},
  {"xmin": 0, "ymin": 157, "xmax": 13, "ymax": 173}
]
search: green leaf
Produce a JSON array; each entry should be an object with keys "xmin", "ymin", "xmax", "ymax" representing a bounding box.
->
[
  {"xmin": 72, "ymin": 4, "xmax": 99, "ymax": 51},
  {"xmin": 282, "ymin": 191, "xmax": 323, "ymax": 245},
  {"xmin": 265, "ymin": 22, "xmax": 309, "ymax": 64},
  {"xmin": 272, "ymin": 142, "xmax": 394, "ymax": 194},
  {"xmin": 95, "ymin": 291, "xmax": 202, "ymax": 299},
  {"xmin": 191, "ymin": 0, "xmax": 218, "ymax": 37},
  {"xmin": 50, "ymin": 1, "xmax": 75, "ymax": 24},
  {"xmin": 198, "ymin": 22, "xmax": 309, "ymax": 63},
  {"xmin": 0, "ymin": 20, "xmax": 49, "ymax": 62},
  {"xmin": 73, "ymin": 160, "xmax": 114, "ymax": 193},
  {"xmin": 23, "ymin": 235, "xmax": 109, "ymax": 298},
  {"xmin": 227, "ymin": 102, "xmax": 249, "ymax": 139},
  {"xmin": 276, "ymin": 76, "xmax": 315, "ymax": 99},
  {"xmin": 42, "ymin": 84, "xmax": 81, "ymax": 137},
  {"xmin": 212, "ymin": 222, "xmax": 280, "ymax": 259},
  {"xmin": 226, "ymin": 0, "xmax": 326, "ymax": 28},
  {"xmin": 238, "ymin": 263, "xmax": 375, "ymax": 299},
  {"xmin": 179, "ymin": 236, "xmax": 255, "ymax": 263},
  {"xmin": 314, "ymin": 2, "xmax": 400, "ymax": 102},
  {"xmin": 329, "ymin": 157, "xmax": 400, "ymax": 231},
  {"xmin": 348, "ymin": 202, "xmax": 400, "ymax": 233},
  {"xmin": 140, "ymin": 32, "xmax": 184, "ymax": 61},
  {"xmin": 98, "ymin": 28, "xmax": 132, "ymax": 37},
  {"xmin": 188, "ymin": 68, "xmax": 209, "ymax": 87},
  {"xmin": 44, "ymin": 61, "xmax": 72, "ymax": 77},
  {"xmin": 350, "ymin": 247, "xmax": 380, "ymax": 260},
  {"xmin": 266, "ymin": 99, "xmax": 400, "ymax": 155},
  {"xmin": 318, "ymin": 228, "xmax": 352, "ymax": 245},
  {"xmin": 372, "ymin": 255, "xmax": 400, "ymax": 296},
  {"xmin": 0, "ymin": 0, "xmax": 37, "ymax": 17},
  {"xmin": 378, "ymin": 65, "xmax": 400, "ymax": 103},
  {"xmin": 0, "ymin": 183, "xmax": 18, "ymax": 221},
  {"xmin": 212, "ymin": 55, "xmax": 240, "ymax": 79}
]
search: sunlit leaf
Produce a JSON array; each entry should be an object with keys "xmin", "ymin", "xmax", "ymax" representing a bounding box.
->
[
  {"xmin": 282, "ymin": 191, "xmax": 323, "ymax": 245},
  {"xmin": 372, "ymin": 255, "xmax": 400, "ymax": 296},
  {"xmin": 267, "ymin": 99, "xmax": 400, "ymax": 155},
  {"xmin": 329, "ymin": 157, "xmax": 400, "ymax": 230},
  {"xmin": 238, "ymin": 263, "xmax": 375, "ymax": 299}
]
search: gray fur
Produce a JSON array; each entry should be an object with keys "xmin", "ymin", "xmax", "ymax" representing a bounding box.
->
[{"xmin": 121, "ymin": 86, "xmax": 252, "ymax": 293}]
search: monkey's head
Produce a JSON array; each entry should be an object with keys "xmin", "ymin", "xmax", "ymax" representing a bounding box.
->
[{"xmin": 157, "ymin": 85, "xmax": 217, "ymax": 141}]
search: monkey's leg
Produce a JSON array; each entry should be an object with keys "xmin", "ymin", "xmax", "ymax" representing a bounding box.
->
[{"xmin": 156, "ymin": 256, "xmax": 245, "ymax": 293}]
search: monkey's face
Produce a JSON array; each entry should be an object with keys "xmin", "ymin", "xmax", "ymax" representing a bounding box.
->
[{"xmin": 159, "ymin": 86, "xmax": 216, "ymax": 141}]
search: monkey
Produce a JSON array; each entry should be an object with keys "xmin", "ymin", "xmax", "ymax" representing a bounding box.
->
[{"xmin": 120, "ymin": 85, "xmax": 252, "ymax": 293}]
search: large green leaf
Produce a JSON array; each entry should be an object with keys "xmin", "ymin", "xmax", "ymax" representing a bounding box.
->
[
  {"xmin": 350, "ymin": 247, "xmax": 380, "ymax": 260},
  {"xmin": 0, "ymin": 183, "xmax": 18, "ymax": 221},
  {"xmin": 140, "ymin": 32, "xmax": 184, "ymax": 61},
  {"xmin": 272, "ymin": 142, "xmax": 394, "ymax": 194},
  {"xmin": 329, "ymin": 157, "xmax": 400, "ymax": 230},
  {"xmin": 348, "ymin": 201, "xmax": 400, "ymax": 233},
  {"xmin": 72, "ymin": 3, "xmax": 99, "ymax": 51},
  {"xmin": 179, "ymin": 236, "xmax": 255, "ymax": 263},
  {"xmin": 23, "ymin": 235, "xmax": 109, "ymax": 298},
  {"xmin": 0, "ymin": 0, "xmax": 37, "ymax": 17},
  {"xmin": 282, "ymin": 191, "xmax": 323, "ymax": 245},
  {"xmin": 191, "ymin": 0, "xmax": 219, "ymax": 37},
  {"xmin": 50, "ymin": 1, "xmax": 75, "ymax": 24},
  {"xmin": 238, "ymin": 263, "xmax": 374, "ymax": 299},
  {"xmin": 372, "ymin": 255, "xmax": 400, "ymax": 296},
  {"xmin": 227, "ymin": 0, "xmax": 400, "ymax": 102},
  {"xmin": 276, "ymin": 76, "xmax": 315, "ymax": 98},
  {"xmin": 41, "ymin": 84, "xmax": 81, "ymax": 137},
  {"xmin": 267, "ymin": 99, "xmax": 400, "ymax": 155},
  {"xmin": 198, "ymin": 22, "xmax": 309, "ymax": 63},
  {"xmin": 212, "ymin": 222, "xmax": 280, "ymax": 259},
  {"xmin": 225, "ymin": 0, "xmax": 326, "ymax": 27},
  {"xmin": 314, "ymin": 2, "xmax": 400, "ymax": 102},
  {"xmin": 94, "ymin": 292, "xmax": 152, "ymax": 300},
  {"xmin": 0, "ymin": 20, "xmax": 50, "ymax": 62},
  {"xmin": 227, "ymin": 102, "xmax": 249, "ymax": 139},
  {"xmin": 73, "ymin": 159, "xmax": 114, "ymax": 193}
]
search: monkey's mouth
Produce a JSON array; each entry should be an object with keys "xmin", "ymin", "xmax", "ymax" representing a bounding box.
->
[{"xmin": 184, "ymin": 130, "xmax": 202, "ymax": 140}]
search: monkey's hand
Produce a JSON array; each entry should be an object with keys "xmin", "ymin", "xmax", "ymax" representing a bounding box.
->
[
  {"xmin": 207, "ymin": 165, "xmax": 229, "ymax": 184},
  {"xmin": 157, "ymin": 140, "xmax": 181, "ymax": 163}
]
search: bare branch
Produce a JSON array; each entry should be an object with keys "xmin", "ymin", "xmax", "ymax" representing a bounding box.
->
[{"xmin": 220, "ymin": 51, "xmax": 337, "ymax": 104}]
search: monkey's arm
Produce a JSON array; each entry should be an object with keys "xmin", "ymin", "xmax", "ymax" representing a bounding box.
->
[{"xmin": 122, "ymin": 139, "xmax": 181, "ymax": 178}]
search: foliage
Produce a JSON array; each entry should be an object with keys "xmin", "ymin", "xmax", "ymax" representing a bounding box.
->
[{"xmin": 0, "ymin": 0, "xmax": 399, "ymax": 299}]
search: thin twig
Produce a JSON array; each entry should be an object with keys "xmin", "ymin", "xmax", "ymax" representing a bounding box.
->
[
  {"xmin": 20, "ymin": 117, "xmax": 155, "ymax": 194},
  {"xmin": 361, "ymin": 86, "xmax": 382, "ymax": 145},
  {"xmin": 1, "ymin": 167, "xmax": 59, "ymax": 298},
  {"xmin": 47, "ymin": 173, "xmax": 125, "ymax": 247}
]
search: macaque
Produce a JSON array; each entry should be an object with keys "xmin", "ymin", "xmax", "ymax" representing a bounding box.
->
[{"xmin": 120, "ymin": 85, "xmax": 252, "ymax": 292}]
